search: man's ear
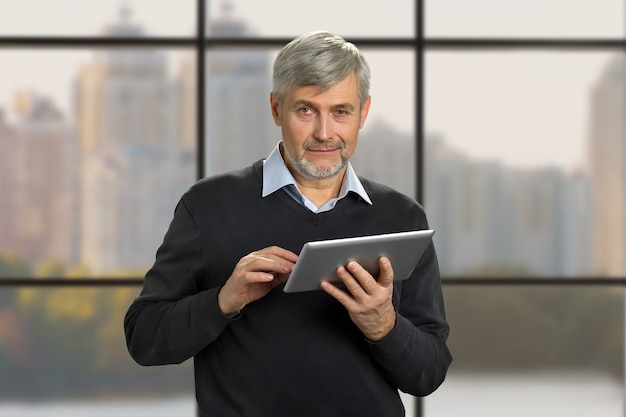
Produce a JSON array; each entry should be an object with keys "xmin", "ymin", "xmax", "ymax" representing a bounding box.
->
[
  {"xmin": 269, "ymin": 92, "xmax": 281, "ymax": 126},
  {"xmin": 359, "ymin": 95, "xmax": 372, "ymax": 129}
]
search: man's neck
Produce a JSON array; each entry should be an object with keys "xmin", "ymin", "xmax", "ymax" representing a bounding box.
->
[
  {"xmin": 278, "ymin": 142, "xmax": 348, "ymax": 208},
  {"xmin": 293, "ymin": 169, "xmax": 346, "ymax": 208}
]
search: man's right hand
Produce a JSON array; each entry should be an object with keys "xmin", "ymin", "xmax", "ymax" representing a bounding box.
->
[{"xmin": 217, "ymin": 246, "xmax": 298, "ymax": 315}]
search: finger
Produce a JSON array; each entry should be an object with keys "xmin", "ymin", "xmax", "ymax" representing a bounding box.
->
[
  {"xmin": 334, "ymin": 264, "xmax": 376, "ymax": 302},
  {"xmin": 344, "ymin": 261, "xmax": 379, "ymax": 295},
  {"xmin": 243, "ymin": 271, "xmax": 276, "ymax": 284},
  {"xmin": 320, "ymin": 280, "xmax": 357, "ymax": 310},
  {"xmin": 270, "ymin": 271, "xmax": 290, "ymax": 286},
  {"xmin": 377, "ymin": 256, "xmax": 395, "ymax": 288},
  {"xmin": 259, "ymin": 246, "xmax": 299, "ymax": 263},
  {"xmin": 251, "ymin": 247, "xmax": 298, "ymax": 272},
  {"xmin": 248, "ymin": 256, "xmax": 293, "ymax": 275}
]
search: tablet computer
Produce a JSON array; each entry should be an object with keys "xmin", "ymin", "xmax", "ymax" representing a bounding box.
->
[{"xmin": 283, "ymin": 229, "xmax": 434, "ymax": 293}]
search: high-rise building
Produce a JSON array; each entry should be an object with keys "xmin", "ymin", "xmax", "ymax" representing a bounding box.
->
[
  {"xmin": 588, "ymin": 55, "xmax": 624, "ymax": 276},
  {"xmin": 424, "ymin": 136, "xmax": 488, "ymax": 274},
  {"xmin": 351, "ymin": 120, "xmax": 415, "ymax": 198},
  {"xmin": 0, "ymin": 108, "xmax": 20, "ymax": 260},
  {"xmin": 513, "ymin": 168, "xmax": 568, "ymax": 276},
  {"xmin": 178, "ymin": 54, "xmax": 197, "ymax": 151},
  {"xmin": 202, "ymin": 6, "xmax": 277, "ymax": 176},
  {"xmin": 562, "ymin": 169, "xmax": 593, "ymax": 275},
  {"xmin": 76, "ymin": 8, "xmax": 193, "ymax": 273},
  {"xmin": 424, "ymin": 135, "xmax": 592, "ymax": 276},
  {"xmin": 11, "ymin": 93, "xmax": 76, "ymax": 269}
]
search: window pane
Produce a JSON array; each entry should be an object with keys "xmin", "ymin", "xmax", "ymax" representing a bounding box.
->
[
  {"xmin": 0, "ymin": 49, "xmax": 196, "ymax": 278},
  {"xmin": 426, "ymin": 0, "xmax": 624, "ymax": 38},
  {"xmin": 352, "ymin": 50, "xmax": 416, "ymax": 198},
  {"xmin": 0, "ymin": 287, "xmax": 195, "ymax": 414},
  {"xmin": 204, "ymin": 47, "xmax": 416, "ymax": 197},
  {"xmin": 0, "ymin": 0, "xmax": 195, "ymax": 36},
  {"xmin": 207, "ymin": 0, "xmax": 415, "ymax": 38},
  {"xmin": 204, "ymin": 48, "xmax": 277, "ymax": 176},
  {"xmin": 425, "ymin": 51, "xmax": 622, "ymax": 277},
  {"xmin": 425, "ymin": 286, "xmax": 624, "ymax": 416}
]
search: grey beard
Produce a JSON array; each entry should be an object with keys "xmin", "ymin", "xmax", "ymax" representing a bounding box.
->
[{"xmin": 283, "ymin": 143, "xmax": 347, "ymax": 180}]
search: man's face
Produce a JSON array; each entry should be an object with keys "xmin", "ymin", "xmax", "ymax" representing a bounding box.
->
[{"xmin": 270, "ymin": 73, "xmax": 371, "ymax": 183}]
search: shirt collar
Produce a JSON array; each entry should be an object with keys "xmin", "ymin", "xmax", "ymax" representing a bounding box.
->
[{"xmin": 262, "ymin": 142, "xmax": 372, "ymax": 207}]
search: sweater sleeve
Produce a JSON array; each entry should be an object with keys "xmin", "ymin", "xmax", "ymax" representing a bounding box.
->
[
  {"xmin": 124, "ymin": 198, "xmax": 234, "ymax": 366},
  {"xmin": 367, "ymin": 240, "xmax": 452, "ymax": 397}
]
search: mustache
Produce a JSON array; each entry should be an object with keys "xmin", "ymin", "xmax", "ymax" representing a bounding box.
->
[{"xmin": 302, "ymin": 141, "xmax": 345, "ymax": 151}]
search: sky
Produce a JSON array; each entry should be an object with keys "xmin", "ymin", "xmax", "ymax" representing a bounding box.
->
[
  {"xmin": 0, "ymin": 0, "xmax": 624, "ymax": 170},
  {"xmin": 425, "ymin": 50, "xmax": 614, "ymax": 170}
]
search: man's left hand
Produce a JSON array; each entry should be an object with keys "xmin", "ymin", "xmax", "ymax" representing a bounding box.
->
[{"xmin": 321, "ymin": 256, "xmax": 396, "ymax": 342}]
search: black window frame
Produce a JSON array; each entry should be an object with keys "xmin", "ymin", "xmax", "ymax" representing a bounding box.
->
[{"xmin": 1, "ymin": 1, "xmax": 626, "ymax": 416}]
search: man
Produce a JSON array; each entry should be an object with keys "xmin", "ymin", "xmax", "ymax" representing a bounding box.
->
[{"xmin": 124, "ymin": 31, "xmax": 451, "ymax": 416}]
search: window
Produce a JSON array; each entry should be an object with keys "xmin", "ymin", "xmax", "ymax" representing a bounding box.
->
[
  {"xmin": 0, "ymin": 1, "xmax": 624, "ymax": 416},
  {"xmin": 423, "ymin": 0, "xmax": 626, "ymax": 415},
  {"xmin": 0, "ymin": 1, "xmax": 198, "ymax": 414}
]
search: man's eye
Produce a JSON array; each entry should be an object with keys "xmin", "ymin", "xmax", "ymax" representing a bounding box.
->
[{"xmin": 300, "ymin": 107, "xmax": 312, "ymax": 113}]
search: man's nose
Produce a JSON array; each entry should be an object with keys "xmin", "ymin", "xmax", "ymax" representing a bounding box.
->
[{"xmin": 313, "ymin": 114, "xmax": 333, "ymax": 141}]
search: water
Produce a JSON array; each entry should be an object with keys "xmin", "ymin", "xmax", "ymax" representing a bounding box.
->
[
  {"xmin": 424, "ymin": 372, "xmax": 623, "ymax": 417},
  {"xmin": 0, "ymin": 396, "xmax": 415, "ymax": 417},
  {"xmin": 0, "ymin": 397, "xmax": 196, "ymax": 417},
  {"xmin": 0, "ymin": 373, "xmax": 621, "ymax": 417}
]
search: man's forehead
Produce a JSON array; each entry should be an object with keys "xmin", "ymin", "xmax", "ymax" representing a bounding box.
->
[{"xmin": 286, "ymin": 77, "xmax": 360, "ymax": 105}]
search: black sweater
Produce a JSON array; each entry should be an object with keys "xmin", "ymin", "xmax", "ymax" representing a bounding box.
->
[{"xmin": 124, "ymin": 160, "xmax": 452, "ymax": 417}]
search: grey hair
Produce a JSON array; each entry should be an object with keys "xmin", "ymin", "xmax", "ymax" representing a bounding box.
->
[{"xmin": 272, "ymin": 31, "xmax": 371, "ymax": 109}]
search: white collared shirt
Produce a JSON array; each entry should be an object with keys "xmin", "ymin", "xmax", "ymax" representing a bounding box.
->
[{"xmin": 262, "ymin": 142, "xmax": 372, "ymax": 213}]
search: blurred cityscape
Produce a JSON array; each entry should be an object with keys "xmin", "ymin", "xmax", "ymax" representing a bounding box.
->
[
  {"xmin": 0, "ymin": 3, "xmax": 624, "ymax": 413},
  {"xmin": 0, "ymin": 5, "xmax": 624, "ymax": 279},
  {"xmin": 426, "ymin": 52, "xmax": 624, "ymax": 278}
]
